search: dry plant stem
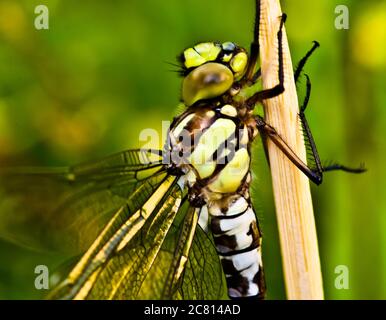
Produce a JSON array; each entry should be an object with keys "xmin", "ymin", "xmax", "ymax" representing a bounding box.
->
[{"xmin": 259, "ymin": 0, "xmax": 324, "ymax": 299}]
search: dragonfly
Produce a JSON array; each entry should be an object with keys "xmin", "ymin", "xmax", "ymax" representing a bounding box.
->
[{"xmin": 0, "ymin": 0, "xmax": 365, "ymax": 299}]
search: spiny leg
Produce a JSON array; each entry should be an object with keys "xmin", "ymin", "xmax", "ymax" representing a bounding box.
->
[
  {"xmin": 240, "ymin": 0, "xmax": 263, "ymax": 87},
  {"xmin": 256, "ymin": 41, "xmax": 319, "ymax": 166},
  {"xmin": 256, "ymin": 110, "xmax": 365, "ymax": 185},
  {"xmin": 243, "ymin": 0, "xmax": 263, "ymax": 84},
  {"xmin": 255, "ymin": 115, "xmax": 323, "ymax": 184},
  {"xmin": 294, "ymin": 41, "xmax": 320, "ymax": 83},
  {"xmin": 246, "ymin": 13, "xmax": 287, "ymax": 109},
  {"xmin": 240, "ymin": 69, "xmax": 262, "ymax": 88},
  {"xmin": 300, "ymin": 74, "xmax": 312, "ymax": 113},
  {"xmin": 299, "ymin": 74, "xmax": 323, "ymax": 175},
  {"xmin": 249, "ymin": 69, "xmax": 262, "ymax": 86},
  {"xmin": 298, "ymin": 75, "xmax": 366, "ymax": 176}
]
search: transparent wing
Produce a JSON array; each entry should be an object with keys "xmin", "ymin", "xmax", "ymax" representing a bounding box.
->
[
  {"xmin": 0, "ymin": 149, "xmax": 164, "ymax": 254},
  {"xmin": 161, "ymin": 205, "xmax": 200, "ymax": 299},
  {"xmin": 1, "ymin": 148, "xmax": 226, "ymax": 300},
  {"xmin": 49, "ymin": 193, "xmax": 227, "ymax": 300},
  {"xmin": 177, "ymin": 223, "xmax": 228, "ymax": 299},
  {"xmin": 48, "ymin": 174, "xmax": 181, "ymax": 299},
  {"xmin": 137, "ymin": 202, "xmax": 227, "ymax": 300}
]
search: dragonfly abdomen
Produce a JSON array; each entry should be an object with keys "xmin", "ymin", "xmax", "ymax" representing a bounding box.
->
[{"xmin": 208, "ymin": 192, "xmax": 265, "ymax": 299}]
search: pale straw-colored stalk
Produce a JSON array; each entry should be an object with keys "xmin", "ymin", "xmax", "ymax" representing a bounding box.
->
[{"xmin": 259, "ymin": 0, "xmax": 324, "ymax": 299}]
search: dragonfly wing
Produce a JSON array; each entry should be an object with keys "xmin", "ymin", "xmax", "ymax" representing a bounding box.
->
[
  {"xmin": 48, "ymin": 174, "xmax": 181, "ymax": 299},
  {"xmin": 53, "ymin": 191, "xmax": 226, "ymax": 299},
  {"xmin": 1, "ymin": 148, "xmax": 226, "ymax": 299},
  {"xmin": 178, "ymin": 223, "xmax": 228, "ymax": 299},
  {"xmin": 137, "ymin": 203, "xmax": 227, "ymax": 300},
  {"xmin": 0, "ymin": 149, "xmax": 165, "ymax": 254},
  {"xmin": 161, "ymin": 205, "xmax": 200, "ymax": 299}
]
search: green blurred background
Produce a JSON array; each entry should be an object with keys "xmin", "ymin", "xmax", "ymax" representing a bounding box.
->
[{"xmin": 0, "ymin": 0, "xmax": 384, "ymax": 299}]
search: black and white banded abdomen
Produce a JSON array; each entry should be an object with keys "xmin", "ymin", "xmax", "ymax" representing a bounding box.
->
[{"xmin": 208, "ymin": 193, "xmax": 265, "ymax": 298}]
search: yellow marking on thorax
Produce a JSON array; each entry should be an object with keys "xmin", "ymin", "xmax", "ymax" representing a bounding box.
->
[
  {"xmin": 220, "ymin": 104, "xmax": 237, "ymax": 117},
  {"xmin": 205, "ymin": 110, "xmax": 215, "ymax": 118},
  {"xmin": 218, "ymin": 147, "xmax": 232, "ymax": 160},
  {"xmin": 186, "ymin": 170, "xmax": 197, "ymax": 187},
  {"xmin": 188, "ymin": 118, "xmax": 236, "ymax": 179},
  {"xmin": 240, "ymin": 125, "xmax": 249, "ymax": 145},
  {"xmin": 172, "ymin": 113, "xmax": 195, "ymax": 138},
  {"xmin": 208, "ymin": 148, "xmax": 250, "ymax": 193}
]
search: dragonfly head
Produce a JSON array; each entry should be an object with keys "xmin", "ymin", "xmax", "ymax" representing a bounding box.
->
[{"xmin": 179, "ymin": 42, "xmax": 248, "ymax": 106}]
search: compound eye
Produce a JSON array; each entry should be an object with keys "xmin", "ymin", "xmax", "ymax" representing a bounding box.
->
[
  {"xmin": 182, "ymin": 63, "xmax": 234, "ymax": 106},
  {"xmin": 230, "ymin": 52, "xmax": 248, "ymax": 79}
]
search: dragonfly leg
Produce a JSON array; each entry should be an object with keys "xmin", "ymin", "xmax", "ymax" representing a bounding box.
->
[
  {"xmin": 294, "ymin": 41, "xmax": 320, "ymax": 83},
  {"xmin": 300, "ymin": 74, "xmax": 312, "ymax": 113},
  {"xmin": 255, "ymin": 115, "xmax": 323, "ymax": 184},
  {"xmin": 242, "ymin": 69, "xmax": 261, "ymax": 87},
  {"xmin": 239, "ymin": 0, "xmax": 263, "ymax": 87},
  {"xmin": 255, "ymin": 113, "xmax": 366, "ymax": 185},
  {"xmin": 243, "ymin": 1, "xmax": 262, "ymax": 83},
  {"xmin": 297, "ymin": 76, "xmax": 366, "ymax": 175},
  {"xmin": 251, "ymin": 69, "xmax": 261, "ymax": 84},
  {"xmin": 246, "ymin": 13, "xmax": 287, "ymax": 108}
]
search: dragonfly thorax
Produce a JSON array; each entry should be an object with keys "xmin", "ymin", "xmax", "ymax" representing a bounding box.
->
[
  {"xmin": 167, "ymin": 102, "xmax": 255, "ymax": 206},
  {"xmin": 179, "ymin": 42, "xmax": 248, "ymax": 106}
]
